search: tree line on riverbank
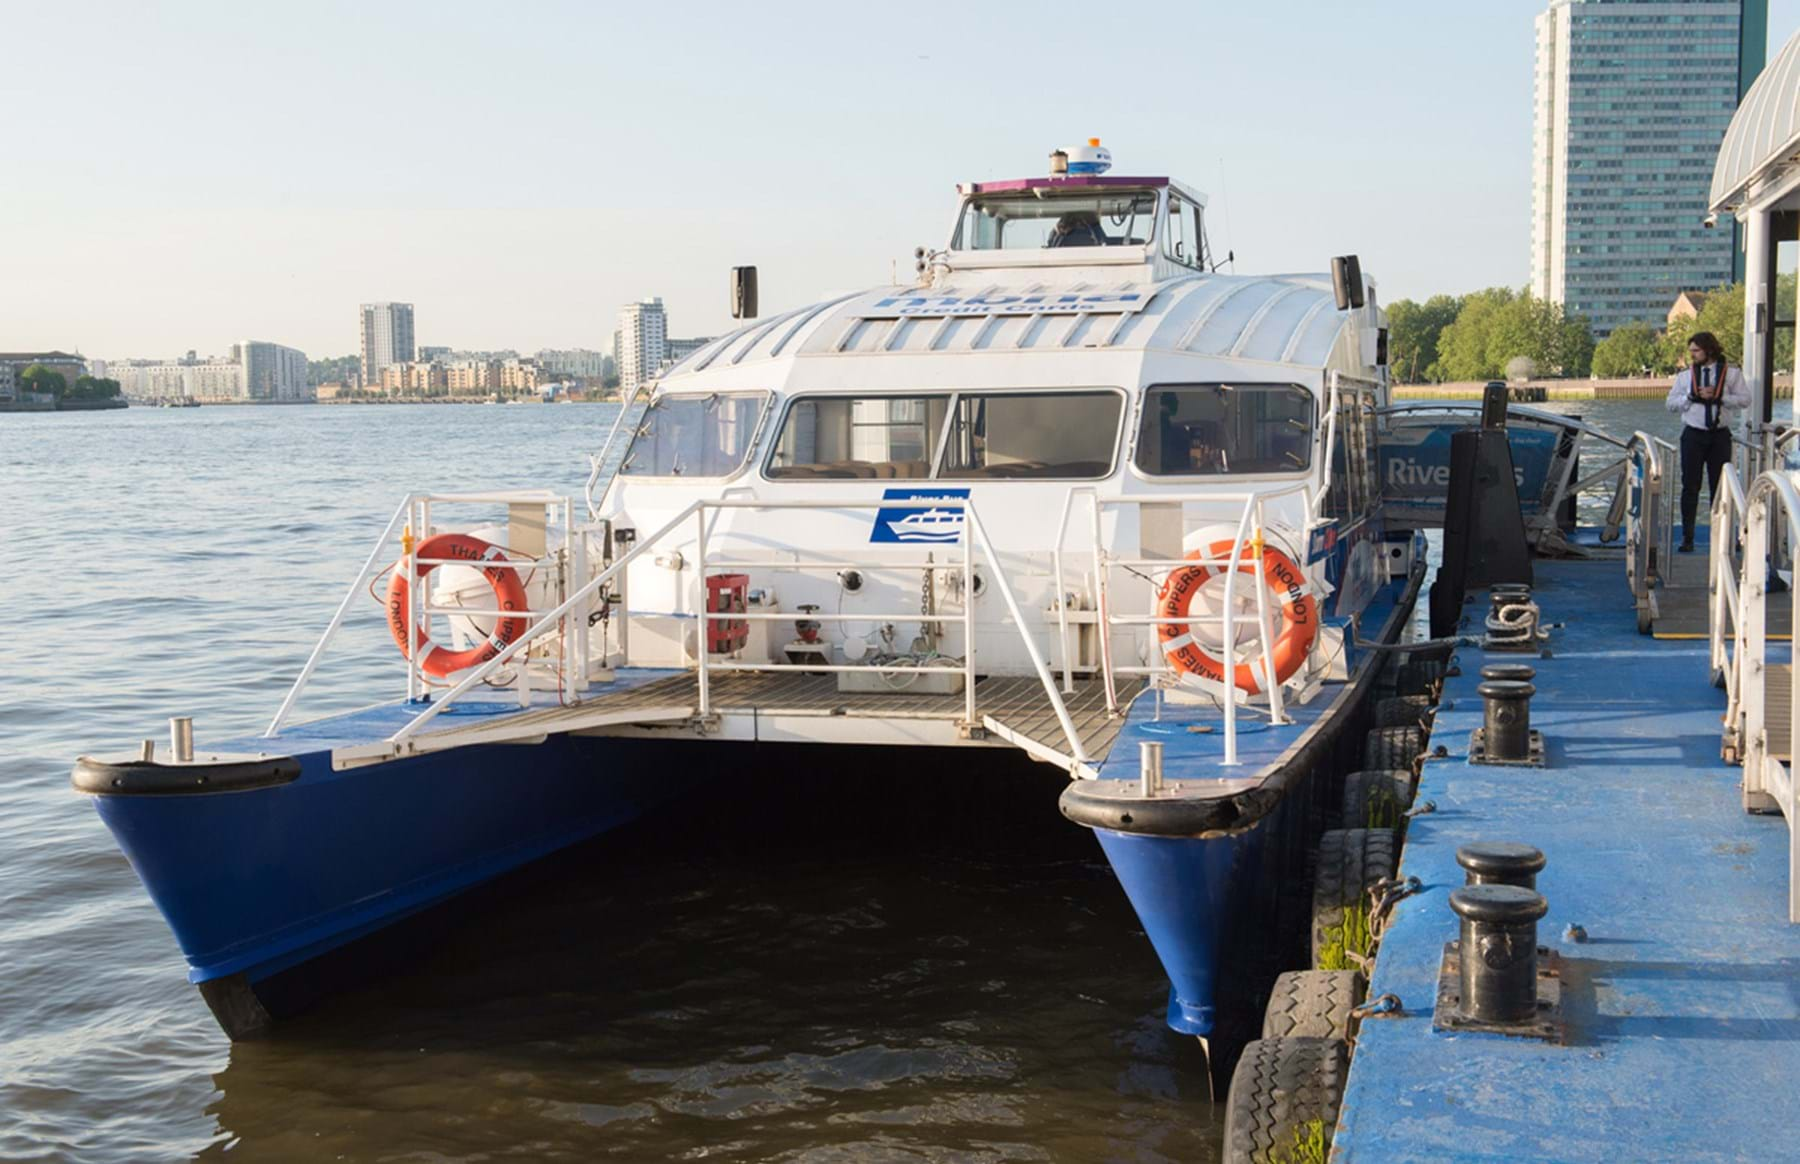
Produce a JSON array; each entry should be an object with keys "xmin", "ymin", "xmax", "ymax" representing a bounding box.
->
[
  {"xmin": 17, "ymin": 364, "xmax": 122, "ymax": 403},
  {"xmin": 1388, "ymin": 278, "xmax": 1794, "ymax": 384}
]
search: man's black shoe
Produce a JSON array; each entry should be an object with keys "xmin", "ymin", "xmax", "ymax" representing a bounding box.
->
[{"xmin": 1679, "ymin": 539, "xmax": 1695, "ymax": 553}]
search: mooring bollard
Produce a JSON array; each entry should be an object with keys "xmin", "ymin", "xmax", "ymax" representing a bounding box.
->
[
  {"xmin": 1479, "ymin": 663, "xmax": 1537, "ymax": 684},
  {"xmin": 1456, "ymin": 841, "xmax": 1546, "ymax": 889},
  {"xmin": 1449, "ymin": 883, "xmax": 1547, "ymax": 1024},
  {"xmin": 169, "ymin": 717, "xmax": 194, "ymax": 764},
  {"xmin": 1478, "ymin": 680, "xmax": 1535, "ymax": 761},
  {"xmin": 1139, "ymin": 741, "xmax": 1164, "ymax": 797}
]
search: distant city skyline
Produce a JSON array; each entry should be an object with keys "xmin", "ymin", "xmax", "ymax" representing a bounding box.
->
[{"xmin": 4, "ymin": 0, "xmax": 1799, "ymax": 357}]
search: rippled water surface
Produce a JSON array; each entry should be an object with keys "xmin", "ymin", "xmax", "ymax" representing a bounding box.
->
[{"xmin": 1, "ymin": 403, "xmax": 1239, "ymax": 1162}]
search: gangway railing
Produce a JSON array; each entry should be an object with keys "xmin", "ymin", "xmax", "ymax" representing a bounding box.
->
[
  {"xmin": 1051, "ymin": 481, "xmax": 1315, "ymax": 766},
  {"xmin": 1625, "ymin": 431, "xmax": 1676, "ymax": 631},
  {"xmin": 1736, "ymin": 468, "xmax": 1800, "ymax": 921},
  {"xmin": 1712, "ymin": 463, "xmax": 1749, "ymax": 755}
]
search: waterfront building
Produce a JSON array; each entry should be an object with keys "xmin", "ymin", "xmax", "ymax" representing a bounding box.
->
[
  {"xmin": 446, "ymin": 359, "xmax": 502, "ymax": 394},
  {"xmin": 377, "ymin": 360, "xmax": 447, "ymax": 395},
  {"xmin": 1531, "ymin": 0, "xmax": 1768, "ymax": 337},
  {"xmin": 500, "ymin": 358, "xmax": 549, "ymax": 393},
  {"xmin": 0, "ymin": 363, "xmax": 14, "ymax": 402},
  {"xmin": 0, "ymin": 351, "xmax": 87, "ymax": 388},
  {"xmin": 1668, "ymin": 289, "xmax": 1710, "ymax": 327},
  {"xmin": 663, "ymin": 336, "xmax": 714, "ymax": 369},
  {"xmin": 535, "ymin": 348, "xmax": 607, "ymax": 379},
  {"xmin": 105, "ymin": 342, "xmax": 309, "ymax": 401},
  {"xmin": 616, "ymin": 298, "xmax": 666, "ymax": 394},
  {"xmin": 359, "ymin": 302, "xmax": 416, "ymax": 383}
]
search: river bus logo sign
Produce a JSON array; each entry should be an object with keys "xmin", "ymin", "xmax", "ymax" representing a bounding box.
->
[
  {"xmin": 865, "ymin": 289, "xmax": 1152, "ymax": 318},
  {"xmin": 870, "ymin": 488, "xmax": 970, "ymax": 543}
]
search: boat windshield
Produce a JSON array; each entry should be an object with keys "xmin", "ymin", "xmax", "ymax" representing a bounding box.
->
[
  {"xmin": 1135, "ymin": 384, "xmax": 1315, "ymax": 477},
  {"xmin": 767, "ymin": 391, "xmax": 1122, "ymax": 479},
  {"xmin": 953, "ymin": 190, "xmax": 1158, "ymax": 250},
  {"xmin": 618, "ymin": 391, "xmax": 767, "ymax": 478}
]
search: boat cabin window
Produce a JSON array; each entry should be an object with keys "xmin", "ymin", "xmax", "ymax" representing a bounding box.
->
[
  {"xmin": 938, "ymin": 391, "xmax": 1121, "ymax": 479},
  {"xmin": 767, "ymin": 396, "xmax": 949, "ymax": 479},
  {"xmin": 618, "ymin": 391, "xmax": 768, "ymax": 478},
  {"xmin": 1324, "ymin": 381, "xmax": 1382, "ymax": 521},
  {"xmin": 953, "ymin": 190, "xmax": 1158, "ymax": 250},
  {"xmin": 1164, "ymin": 196, "xmax": 1208, "ymax": 270},
  {"xmin": 1135, "ymin": 384, "xmax": 1314, "ymax": 477}
]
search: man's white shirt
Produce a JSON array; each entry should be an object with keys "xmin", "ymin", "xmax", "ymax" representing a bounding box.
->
[{"xmin": 1665, "ymin": 364, "xmax": 1749, "ymax": 430}]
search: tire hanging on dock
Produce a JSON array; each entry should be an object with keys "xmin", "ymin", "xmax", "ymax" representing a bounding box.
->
[{"xmin": 385, "ymin": 533, "xmax": 529, "ymax": 678}]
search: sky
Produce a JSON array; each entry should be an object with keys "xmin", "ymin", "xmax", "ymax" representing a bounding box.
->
[{"xmin": 3, "ymin": 0, "xmax": 1797, "ymax": 362}]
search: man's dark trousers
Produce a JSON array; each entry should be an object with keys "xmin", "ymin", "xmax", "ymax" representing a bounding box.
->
[{"xmin": 1680, "ymin": 424, "xmax": 1732, "ymax": 543}]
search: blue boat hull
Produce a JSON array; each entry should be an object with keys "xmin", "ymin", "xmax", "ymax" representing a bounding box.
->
[{"xmin": 85, "ymin": 733, "xmax": 709, "ymax": 1036}]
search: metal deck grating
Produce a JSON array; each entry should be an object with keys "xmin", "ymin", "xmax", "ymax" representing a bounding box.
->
[
  {"xmin": 366, "ymin": 671, "xmax": 1142, "ymax": 769},
  {"xmin": 1652, "ymin": 543, "xmax": 1792, "ymax": 640}
]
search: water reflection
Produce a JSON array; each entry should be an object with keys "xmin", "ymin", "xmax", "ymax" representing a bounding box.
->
[{"xmin": 200, "ymin": 753, "xmax": 1218, "ymax": 1161}]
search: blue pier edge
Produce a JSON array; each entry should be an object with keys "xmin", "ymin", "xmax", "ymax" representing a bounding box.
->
[{"xmin": 1334, "ymin": 557, "xmax": 1800, "ymax": 1162}]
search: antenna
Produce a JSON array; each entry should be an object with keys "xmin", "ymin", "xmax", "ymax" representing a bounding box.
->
[{"xmin": 1217, "ymin": 156, "xmax": 1237, "ymax": 270}]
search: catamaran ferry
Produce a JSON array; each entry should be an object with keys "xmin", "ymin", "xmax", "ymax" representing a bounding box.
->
[{"xmin": 73, "ymin": 141, "xmax": 1433, "ymax": 1072}]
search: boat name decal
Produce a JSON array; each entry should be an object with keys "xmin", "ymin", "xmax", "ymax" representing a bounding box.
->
[
  {"xmin": 869, "ymin": 487, "xmax": 971, "ymax": 544},
  {"xmin": 864, "ymin": 291, "xmax": 1150, "ymax": 318}
]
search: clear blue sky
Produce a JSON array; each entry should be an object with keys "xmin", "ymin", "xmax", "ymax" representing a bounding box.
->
[{"xmin": 3, "ymin": 0, "xmax": 1795, "ymax": 361}]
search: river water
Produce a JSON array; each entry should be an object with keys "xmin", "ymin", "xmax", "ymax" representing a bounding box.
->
[{"xmin": 0, "ymin": 397, "xmax": 1677, "ymax": 1162}]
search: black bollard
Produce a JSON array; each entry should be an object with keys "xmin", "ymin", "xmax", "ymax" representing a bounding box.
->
[
  {"xmin": 1450, "ymin": 884, "xmax": 1547, "ymax": 1024},
  {"xmin": 1479, "ymin": 663, "xmax": 1537, "ymax": 684},
  {"xmin": 1456, "ymin": 841, "xmax": 1546, "ymax": 889},
  {"xmin": 1478, "ymin": 680, "xmax": 1535, "ymax": 761}
]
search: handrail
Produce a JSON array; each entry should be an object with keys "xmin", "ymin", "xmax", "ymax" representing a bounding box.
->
[
  {"xmin": 393, "ymin": 499, "xmax": 705, "ymax": 742},
  {"xmin": 1712, "ymin": 463, "xmax": 1749, "ymax": 740},
  {"xmin": 584, "ymin": 385, "xmax": 644, "ymax": 520},
  {"xmin": 1624, "ymin": 430, "xmax": 1675, "ymax": 626},
  {"xmin": 265, "ymin": 494, "xmax": 414, "ymax": 737},
  {"xmin": 1737, "ymin": 468, "xmax": 1800, "ymax": 922},
  {"xmin": 1061, "ymin": 480, "xmax": 1315, "ymax": 765}
]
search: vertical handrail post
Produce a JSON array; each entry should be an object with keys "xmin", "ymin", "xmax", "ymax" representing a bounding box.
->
[
  {"xmin": 695, "ymin": 504, "xmax": 711, "ymax": 718},
  {"xmin": 1091, "ymin": 492, "xmax": 1118, "ymax": 714},
  {"xmin": 964, "ymin": 501, "xmax": 978, "ymax": 726},
  {"xmin": 1052, "ymin": 487, "xmax": 1078, "ymax": 695},
  {"xmin": 1252, "ymin": 497, "xmax": 1287, "ymax": 727},
  {"xmin": 966, "ymin": 505, "xmax": 1089, "ymax": 765}
]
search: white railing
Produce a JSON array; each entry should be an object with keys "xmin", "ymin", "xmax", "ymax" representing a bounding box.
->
[
  {"xmin": 1052, "ymin": 481, "xmax": 1316, "ymax": 766},
  {"xmin": 1712, "ymin": 463, "xmax": 1749, "ymax": 743},
  {"xmin": 1624, "ymin": 431, "xmax": 1676, "ymax": 630},
  {"xmin": 369, "ymin": 494, "xmax": 1095, "ymax": 774},
  {"xmin": 265, "ymin": 490, "xmax": 584, "ymax": 737},
  {"xmin": 1736, "ymin": 468, "xmax": 1800, "ymax": 922}
]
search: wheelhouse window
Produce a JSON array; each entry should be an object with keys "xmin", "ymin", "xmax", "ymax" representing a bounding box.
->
[
  {"xmin": 618, "ymin": 391, "xmax": 767, "ymax": 478},
  {"xmin": 1136, "ymin": 384, "xmax": 1315, "ymax": 477},
  {"xmin": 953, "ymin": 190, "xmax": 1158, "ymax": 251},
  {"xmin": 766, "ymin": 391, "xmax": 1124, "ymax": 480},
  {"xmin": 767, "ymin": 396, "xmax": 949, "ymax": 478},
  {"xmin": 938, "ymin": 391, "xmax": 1122, "ymax": 479}
]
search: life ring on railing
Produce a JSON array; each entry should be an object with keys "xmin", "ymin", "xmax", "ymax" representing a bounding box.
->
[
  {"xmin": 385, "ymin": 533, "xmax": 529, "ymax": 678},
  {"xmin": 1156, "ymin": 537, "xmax": 1318, "ymax": 695}
]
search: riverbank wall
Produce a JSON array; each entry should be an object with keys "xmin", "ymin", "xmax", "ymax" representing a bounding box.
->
[{"xmin": 1394, "ymin": 374, "xmax": 1794, "ymax": 401}]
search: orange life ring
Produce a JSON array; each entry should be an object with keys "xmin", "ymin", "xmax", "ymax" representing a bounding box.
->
[
  {"xmin": 1156, "ymin": 538, "xmax": 1317, "ymax": 695},
  {"xmin": 385, "ymin": 533, "xmax": 529, "ymax": 678}
]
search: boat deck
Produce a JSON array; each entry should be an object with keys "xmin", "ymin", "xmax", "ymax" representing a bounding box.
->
[
  {"xmin": 1651, "ymin": 530, "xmax": 1792, "ymax": 640},
  {"xmin": 270, "ymin": 669, "xmax": 1141, "ymax": 773},
  {"xmin": 1333, "ymin": 558, "xmax": 1800, "ymax": 1162}
]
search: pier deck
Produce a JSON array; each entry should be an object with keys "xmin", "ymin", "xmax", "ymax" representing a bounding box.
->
[{"xmin": 1333, "ymin": 557, "xmax": 1800, "ymax": 1162}]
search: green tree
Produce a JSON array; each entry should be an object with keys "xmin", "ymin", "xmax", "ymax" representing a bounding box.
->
[
  {"xmin": 1591, "ymin": 323, "xmax": 1660, "ymax": 378},
  {"xmin": 1434, "ymin": 287, "xmax": 1517, "ymax": 381},
  {"xmin": 1387, "ymin": 293, "xmax": 1461, "ymax": 383},
  {"xmin": 19, "ymin": 364, "xmax": 68, "ymax": 399},
  {"xmin": 67, "ymin": 375, "xmax": 122, "ymax": 401},
  {"xmin": 1662, "ymin": 283, "xmax": 1745, "ymax": 371}
]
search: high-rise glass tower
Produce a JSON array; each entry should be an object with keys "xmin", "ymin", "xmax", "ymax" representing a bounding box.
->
[
  {"xmin": 1531, "ymin": 0, "xmax": 1768, "ymax": 338},
  {"xmin": 359, "ymin": 302, "xmax": 416, "ymax": 383}
]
